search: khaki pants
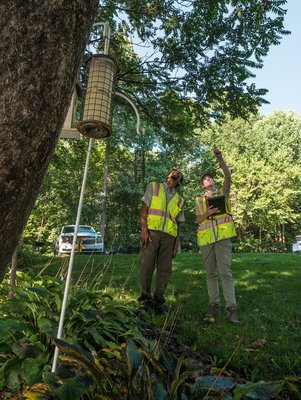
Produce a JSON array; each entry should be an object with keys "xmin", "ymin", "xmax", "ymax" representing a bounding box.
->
[
  {"xmin": 199, "ymin": 238, "xmax": 236, "ymax": 308},
  {"xmin": 139, "ymin": 230, "xmax": 176, "ymax": 302}
]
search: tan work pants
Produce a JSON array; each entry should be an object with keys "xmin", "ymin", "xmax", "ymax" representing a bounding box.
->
[
  {"xmin": 199, "ymin": 238, "xmax": 236, "ymax": 308},
  {"xmin": 139, "ymin": 230, "xmax": 176, "ymax": 302}
]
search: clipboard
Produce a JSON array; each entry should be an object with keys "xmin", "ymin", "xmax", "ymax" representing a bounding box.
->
[{"xmin": 207, "ymin": 195, "xmax": 226, "ymax": 215}]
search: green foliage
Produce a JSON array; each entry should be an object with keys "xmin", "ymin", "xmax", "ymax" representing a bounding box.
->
[
  {"xmin": 99, "ymin": 0, "xmax": 289, "ymax": 130},
  {"xmin": 1, "ymin": 253, "xmax": 301, "ymax": 398},
  {"xmin": 0, "ymin": 270, "xmax": 144, "ymax": 395},
  {"xmin": 35, "ymin": 251, "xmax": 301, "ymax": 384}
]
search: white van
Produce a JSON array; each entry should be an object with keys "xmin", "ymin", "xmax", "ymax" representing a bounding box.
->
[
  {"xmin": 292, "ymin": 235, "xmax": 301, "ymax": 253},
  {"xmin": 55, "ymin": 225, "xmax": 104, "ymax": 255}
]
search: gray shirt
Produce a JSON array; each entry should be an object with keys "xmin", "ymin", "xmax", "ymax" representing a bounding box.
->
[{"xmin": 142, "ymin": 182, "xmax": 185, "ymax": 222}]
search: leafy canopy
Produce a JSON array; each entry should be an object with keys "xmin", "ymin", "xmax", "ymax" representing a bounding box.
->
[{"xmin": 98, "ymin": 0, "xmax": 289, "ymax": 130}]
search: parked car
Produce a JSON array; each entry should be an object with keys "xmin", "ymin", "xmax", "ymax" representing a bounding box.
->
[
  {"xmin": 292, "ymin": 235, "xmax": 301, "ymax": 253},
  {"xmin": 55, "ymin": 225, "xmax": 104, "ymax": 255}
]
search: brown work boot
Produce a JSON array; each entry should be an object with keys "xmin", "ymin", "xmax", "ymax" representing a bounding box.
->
[
  {"xmin": 226, "ymin": 306, "xmax": 240, "ymax": 323},
  {"xmin": 137, "ymin": 294, "xmax": 153, "ymax": 311},
  {"xmin": 208, "ymin": 303, "xmax": 220, "ymax": 318},
  {"xmin": 152, "ymin": 295, "xmax": 167, "ymax": 315}
]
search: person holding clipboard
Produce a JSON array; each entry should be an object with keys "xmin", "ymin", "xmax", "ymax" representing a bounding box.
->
[{"xmin": 195, "ymin": 146, "xmax": 239, "ymax": 323}]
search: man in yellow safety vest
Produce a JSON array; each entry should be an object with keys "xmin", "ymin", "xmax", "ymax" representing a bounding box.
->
[
  {"xmin": 138, "ymin": 169, "xmax": 184, "ymax": 314},
  {"xmin": 195, "ymin": 147, "xmax": 239, "ymax": 323}
]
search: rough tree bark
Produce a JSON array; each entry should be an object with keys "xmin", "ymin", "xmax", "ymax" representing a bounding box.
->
[{"xmin": 0, "ymin": 1, "xmax": 99, "ymax": 281}]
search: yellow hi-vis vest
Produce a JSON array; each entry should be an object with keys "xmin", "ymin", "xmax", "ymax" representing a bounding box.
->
[
  {"xmin": 147, "ymin": 182, "xmax": 184, "ymax": 237},
  {"xmin": 196, "ymin": 188, "xmax": 236, "ymax": 246}
]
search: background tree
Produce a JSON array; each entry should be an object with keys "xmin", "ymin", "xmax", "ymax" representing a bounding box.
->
[{"xmin": 198, "ymin": 111, "xmax": 301, "ymax": 251}]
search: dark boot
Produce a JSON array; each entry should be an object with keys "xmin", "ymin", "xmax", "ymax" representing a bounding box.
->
[
  {"xmin": 137, "ymin": 294, "xmax": 153, "ymax": 310},
  {"xmin": 152, "ymin": 295, "xmax": 166, "ymax": 315},
  {"xmin": 226, "ymin": 306, "xmax": 240, "ymax": 323},
  {"xmin": 208, "ymin": 303, "xmax": 220, "ymax": 318}
]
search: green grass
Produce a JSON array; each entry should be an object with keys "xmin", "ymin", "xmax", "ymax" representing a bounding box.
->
[{"xmin": 24, "ymin": 251, "xmax": 301, "ymax": 382}]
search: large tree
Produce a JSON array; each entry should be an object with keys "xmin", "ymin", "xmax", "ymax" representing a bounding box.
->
[{"xmin": 0, "ymin": 1, "xmax": 98, "ymax": 280}]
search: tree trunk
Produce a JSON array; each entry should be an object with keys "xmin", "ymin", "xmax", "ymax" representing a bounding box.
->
[{"xmin": 0, "ymin": 1, "xmax": 98, "ymax": 281}]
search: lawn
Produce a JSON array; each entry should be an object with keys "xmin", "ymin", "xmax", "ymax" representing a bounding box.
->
[{"xmin": 24, "ymin": 251, "xmax": 301, "ymax": 382}]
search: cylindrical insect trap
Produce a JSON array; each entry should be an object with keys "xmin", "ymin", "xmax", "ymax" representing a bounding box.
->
[{"xmin": 77, "ymin": 54, "xmax": 119, "ymax": 138}]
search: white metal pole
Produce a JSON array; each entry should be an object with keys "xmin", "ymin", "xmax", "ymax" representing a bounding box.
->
[
  {"xmin": 52, "ymin": 22, "xmax": 112, "ymax": 372},
  {"xmin": 104, "ymin": 21, "xmax": 111, "ymax": 55},
  {"xmin": 52, "ymin": 137, "xmax": 94, "ymax": 372},
  {"xmin": 92, "ymin": 22, "xmax": 111, "ymax": 55}
]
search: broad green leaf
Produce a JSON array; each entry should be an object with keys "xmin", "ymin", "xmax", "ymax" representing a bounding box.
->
[
  {"xmin": 171, "ymin": 371, "xmax": 191, "ymax": 395},
  {"xmin": 20, "ymin": 358, "xmax": 43, "ymax": 385},
  {"xmin": 0, "ymin": 320, "xmax": 11, "ymax": 337},
  {"xmin": 88, "ymin": 327, "xmax": 108, "ymax": 348},
  {"xmin": 159, "ymin": 349, "xmax": 177, "ymax": 376},
  {"xmin": 54, "ymin": 292, "xmax": 62, "ymax": 310},
  {"xmin": 130, "ymin": 328, "xmax": 156, "ymax": 352},
  {"xmin": 43, "ymin": 371, "xmax": 59, "ymax": 388},
  {"xmin": 23, "ymin": 386, "xmax": 51, "ymax": 400},
  {"xmin": 139, "ymin": 349, "xmax": 165, "ymax": 376},
  {"xmin": 126, "ymin": 339, "xmax": 143, "ymax": 380},
  {"xmin": 152, "ymin": 383, "xmax": 169, "ymax": 400},
  {"xmin": 53, "ymin": 338, "xmax": 108, "ymax": 385},
  {"xmin": 35, "ymin": 352, "xmax": 50, "ymax": 365},
  {"xmin": 4, "ymin": 357, "xmax": 22, "ymax": 389},
  {"xmin": 0, "ymin": 362, "xmax": 5, "ymax": 387},
  {"xmin": 193, "ymin": 375, "xmax": 236, "ymax": 393},
  {"xmin": 37, "ymin": 317, "xmax": 57, "ymax": 335},
  {"xmin": 12, "ymin": 340, "xmax": 44, "ymax": 359},
  {"xmin": 3, "ymin": 300, "xmax": 30, "ymax": 314},
  {"xmin": 0, "ymin": 342, "xmax": 12, "ymax": 353},
  {"xmin": 234, "ymin": 380, "xmax": 285, "ymax": 400},
  {"xmin": 174, "ymin": 354, "xmax": 185, "ymax": 379},
  {"xmin": 82, "ymin": 309, "xmax": 103, "ymax": 321},
  {"xmin": 0, "ymin": 318, "xmax": 29, "ymax": 336},
  {"xmin": 52, "ymin": 379, "xmax": 87, "ymax": 400},
  {"xmin": 28, "ymin": 286, "xmax": 52, "ymax": 298},
  {"xmin": 53, "ymin": 338, "xmax": 95, "ymax": 362}
]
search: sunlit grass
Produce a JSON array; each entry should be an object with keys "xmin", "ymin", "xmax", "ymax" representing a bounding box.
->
[{"xmin": 27, "ymin": 251, "xmax": 301, "ymax": 382}]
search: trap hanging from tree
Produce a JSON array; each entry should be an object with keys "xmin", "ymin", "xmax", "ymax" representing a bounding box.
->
[{"xmin": 77, "ymin": 54, "xmax": 119, "ymax": 138}]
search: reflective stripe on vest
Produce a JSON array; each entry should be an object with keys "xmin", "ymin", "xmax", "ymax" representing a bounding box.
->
[
  {"xmin": 196, "ymin": 188, "xmax": 236, "ymax": 246},
  {"xmin": 147, "ymin": 182, "xmax": 183, "ymax": 237}
]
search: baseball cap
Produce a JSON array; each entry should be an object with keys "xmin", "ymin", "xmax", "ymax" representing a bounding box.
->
[{"xmin": 200, "ymin": 172, "xmax": 214, "ymax": 183}]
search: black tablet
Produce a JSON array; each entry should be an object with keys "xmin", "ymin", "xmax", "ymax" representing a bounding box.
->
[{"xmin": 207, "ymin": 195, "xmax": 226, "ymax": 214}]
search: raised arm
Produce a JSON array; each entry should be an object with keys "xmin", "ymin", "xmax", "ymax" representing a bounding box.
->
[{"xmin": 213, "ymin": 146, "xmax": 231, "ymax": 192}]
